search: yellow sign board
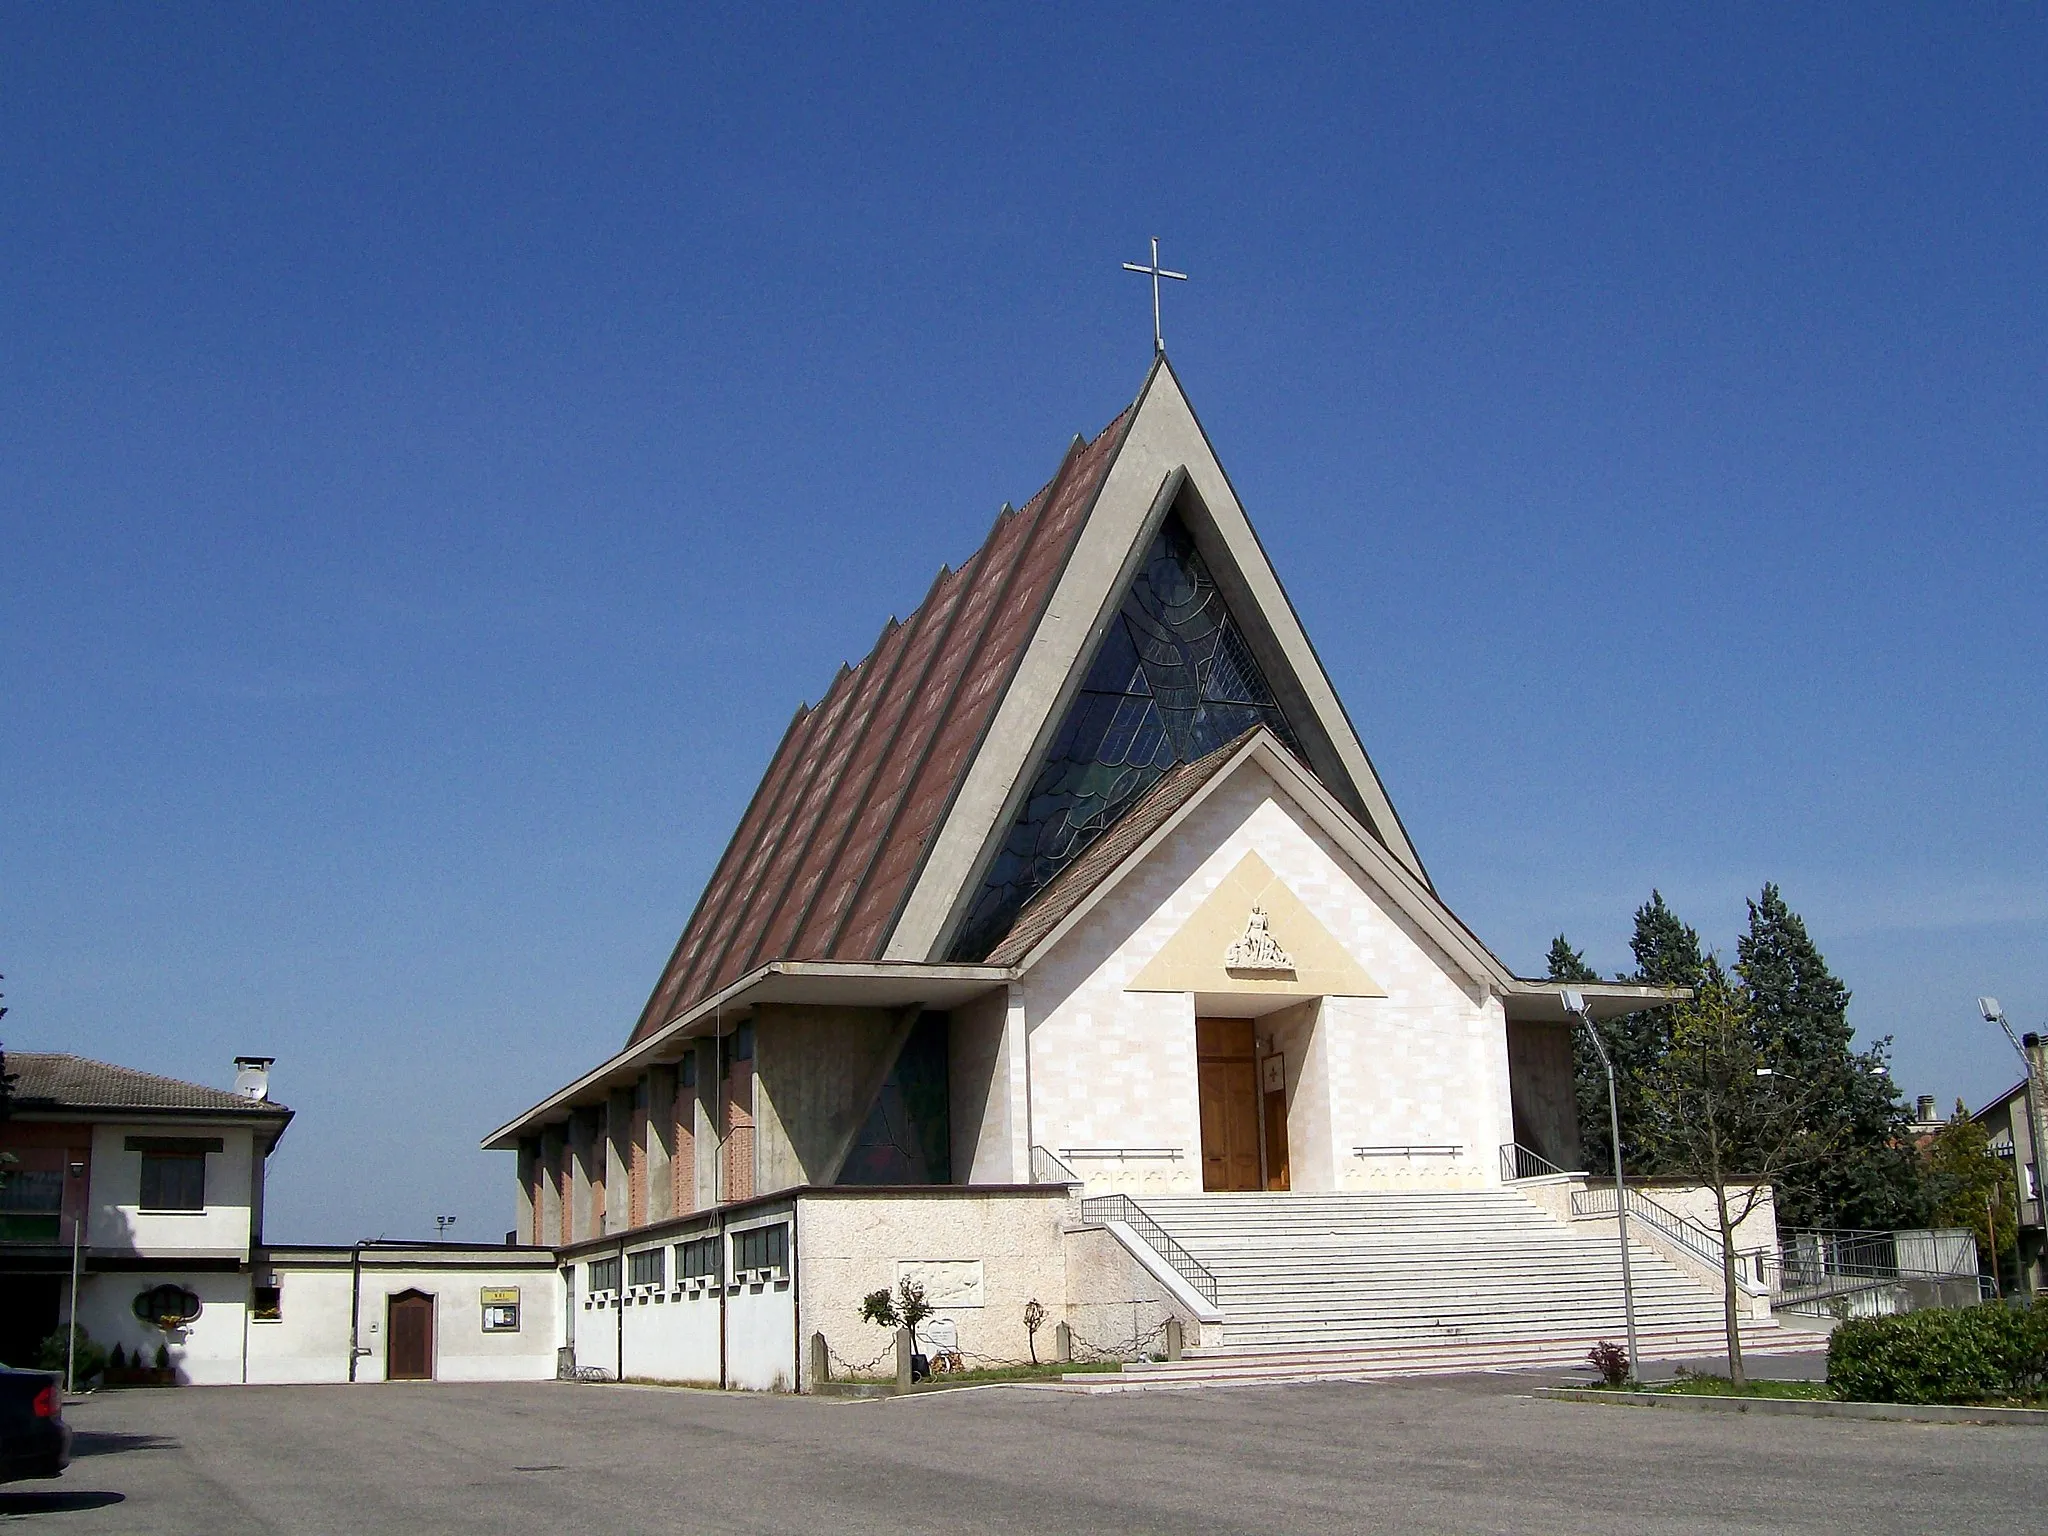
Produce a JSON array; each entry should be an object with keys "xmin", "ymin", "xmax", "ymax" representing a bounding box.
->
[{"xmin": 479, "ymin": 1287, "xmax": 520, "ymax": 1306}]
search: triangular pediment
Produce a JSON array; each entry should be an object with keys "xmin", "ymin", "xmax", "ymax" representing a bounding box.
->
[
  {"xmin": 1128, "ymin": 852, "xmax": 1384, "ymax": 999},
  {"xmin": 892, "ymin": 356, "xmax": 1429, "ymax": 965}
]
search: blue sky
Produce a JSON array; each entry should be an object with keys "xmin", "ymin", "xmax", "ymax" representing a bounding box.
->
[{"xmin": 4, "ymin": 6, "xmax": 2044, "ymax": 1242}]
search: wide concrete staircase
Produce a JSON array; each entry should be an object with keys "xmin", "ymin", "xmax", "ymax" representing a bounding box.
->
[{"xmin": 1068, "ymin": 1189, "xmax": 1808, "ymax": 1390}]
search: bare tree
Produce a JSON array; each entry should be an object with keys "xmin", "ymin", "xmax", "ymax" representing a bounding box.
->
[{"xmin": 1639, "ymin": 963, "xmax": 1839, "ymax": 1386}]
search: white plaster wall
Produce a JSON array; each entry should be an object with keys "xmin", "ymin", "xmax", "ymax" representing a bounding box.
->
[
  {"xmin": 74, "ymin": 1268, "xmax": 250, "ymax": 1386},
  {"xmin": 335, "ymin": 1266, "xmax": 561, "ymax": 1384},
  {"xmin": 726, "ymin": 1275, "xmax": 796, "ymax": 1391},
  {"xmin": 610, "ymin": 1286, "xmax": 722, "ymax": 1385},
  {"xmin": 88, "ymin": 1122, "xmax": 257, "ymax": 1258},
  {"xmin": 796, "ymin": 1191, "xmax": 1073, "ymax": 1389},
  {"xmin": 244, "ymin": 1267, "xmax": 353, "ymax": 1384},
  {"xmin": 1021, "ymin": 766, "xmax": 1513, "ymax": 1194}
]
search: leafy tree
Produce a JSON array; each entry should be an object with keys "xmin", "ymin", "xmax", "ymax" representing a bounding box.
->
[
  {"xmin": 859, "ymin": 1276, "xmax": 933, "ymax": 1344},
  {"xmin": 1923, "ymin": 1102, "xmax": 2019, "ymax": 1286},
  {"xmin": 1570, "ymin": 893, "xmax": 1703, "ymax": 1176},
  {"xmin": 1736, "ymin": 885, "xmax": 1924, "ymax": 1230},
  {"xmin": 1640, "ymin": 965, "xmax": 1841, "ymax": 1386}
]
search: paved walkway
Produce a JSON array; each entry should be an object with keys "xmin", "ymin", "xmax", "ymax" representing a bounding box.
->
[{"xmin": 17, "ymin": 1372, "xmax": 2043, "ymax": 1534}]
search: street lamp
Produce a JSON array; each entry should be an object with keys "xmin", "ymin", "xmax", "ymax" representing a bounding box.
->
[
  {"xmin": 65, "ymin": 1160, "xmax": 85, "ymax": 1395},
  {"xmin": 1561, "ymin": 989, "xmax": 1640, "ymax": 1380},
  {"xmin": 1980, "ymin": 998, "xmax": 2046, "ymax": 1294}
]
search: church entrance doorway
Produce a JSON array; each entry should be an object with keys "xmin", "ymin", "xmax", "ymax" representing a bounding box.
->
[
  {"xmin": 1197, "ymin": 1019, "xmax": 1261, "ymax": 1191},
  {"xmin": 386, "ymin": 1290, "xmax": 435, "ymax": 1381}
]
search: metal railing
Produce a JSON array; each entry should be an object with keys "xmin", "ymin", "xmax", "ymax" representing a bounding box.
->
[
  {"xmin": 1058, "ymin": 1147, "xmax": 1184, "ymax": 1162},
  {"xmin": 1081, "ymin": 1193, "xmax": 1220, "ymax": 1307},
  {"xmin": 1029, "ymin": 1146, "xmax": 1082, "ymax": 1186},
  {"xmin": 1352, "ymin": 1144, "xmax": 1462, "ymax": 1158},
  {"xmin": 1499, "ymin": 1143, "xmax": 1576, "ymax": 1182},
  {"xmin": 1771, "ymin": 1228, "xmax": 1986, "ymax": 1317},
  {"xmin": 1572, "ymin": 1183, "xmax": 1743, "ymax": 1283}
]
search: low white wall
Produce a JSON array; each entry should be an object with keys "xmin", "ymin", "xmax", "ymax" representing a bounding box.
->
[
  {"xmin": 250, "ymin": 1257, "xmax": 562, "ymax": 1384},
  {"xmin": 796, "ymin": 1190, "xmax": 1074, "ymax": 1389}
]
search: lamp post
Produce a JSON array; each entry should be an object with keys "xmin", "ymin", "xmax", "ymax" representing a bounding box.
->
[
  {"xmin": 1562, "ymin": 989, "xmax": 1640, "ymax": 1381},
  {"xmin": 65, "ymin": 1160, "xmax": 85, "ymax": 1395},
  {"xmin": 1980, "ymin": 998, "xmax": 2046, "ymax": 1294}
]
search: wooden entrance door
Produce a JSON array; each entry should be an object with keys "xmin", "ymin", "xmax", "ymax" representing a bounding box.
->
[
  {"xmin": 386, "ymin": 1291, "xmax": 435, "ymax": 1381},
  {"xmin": 1197, "ymin": 1019, "xmax": 1261, "ymax": 1191}
]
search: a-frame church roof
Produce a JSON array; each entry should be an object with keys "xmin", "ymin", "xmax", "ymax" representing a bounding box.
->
[{"xmin": 627, "ymin": 357, "xmax": 1427, "ymax": 1046}]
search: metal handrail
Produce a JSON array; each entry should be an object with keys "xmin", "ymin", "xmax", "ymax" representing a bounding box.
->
[
  {"xmin": 1352, "ymin": 1144, "xmax": 1462, "ymax": 1158},
  {"xmin": 1572, "ymin": 1183, "xmax": 1748, "ymax": 1285},
  {"xmin": 1081, "ymin": 1193, "xmax": 1220, "ymax": 1306},
  {"xmin": 1029, "ymin": 1146, "xmax": 1082, "ymax": 1186},
  {"xmin": 1499, "ymin": 1143, "xmax": 1576, "ymax": 1182}
]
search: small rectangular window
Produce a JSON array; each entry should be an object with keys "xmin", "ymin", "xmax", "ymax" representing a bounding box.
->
[
  {"xmin": 252, "ymin": 1284, "xmax": 282, "ymax": 1322},
  {"xmin": 588, "ymin": 1256, "xmax": 620, "ymax": 1294},
  {"xmin": 677, "ymin": 1234, "xmax": 721, "ymax": 1284},
  {"xmin": 627, "ymin": 1247, "xmax": 664, "ymax": 1289},
  {"xmin": 140, "ymin": 1154, "xmax": 206, "ymax": 1211},
  {"xmin": 733, "ymin": 1223, "xmax": 787, "ymax": 1276}
]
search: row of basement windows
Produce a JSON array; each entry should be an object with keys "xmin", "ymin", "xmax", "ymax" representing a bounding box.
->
[{"xmin": 587, "ymin": 1224, "xmax": 788, "ymax": 1296}]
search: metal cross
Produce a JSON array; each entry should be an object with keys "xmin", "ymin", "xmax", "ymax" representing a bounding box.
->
[{"xmin": 1122, "ymin": 237, "xmax": 1188, "ymax": 355}]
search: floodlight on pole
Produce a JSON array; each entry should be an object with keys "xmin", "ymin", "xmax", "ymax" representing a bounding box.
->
[
  {"xmin": 1561, "ymin": 988, "xmax": 1640, "ymax": 1380},
  {"xmin": 1979, "ymin": 996, "xmax": 2047, "ymax": 1293}
]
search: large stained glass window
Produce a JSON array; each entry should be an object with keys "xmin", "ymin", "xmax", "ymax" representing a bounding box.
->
[
  {"xmin": 950, "ymin": 513, "xmax": 1302, "ymax": 961},
  {"xmin": 836, "ymin": 1012, "xmax": 953, "ymax": 1186}
]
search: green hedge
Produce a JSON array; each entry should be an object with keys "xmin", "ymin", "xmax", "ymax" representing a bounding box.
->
[{"xmin": 1827, "ymin": 1300, "xmax": 2048, "ymax": 1405}]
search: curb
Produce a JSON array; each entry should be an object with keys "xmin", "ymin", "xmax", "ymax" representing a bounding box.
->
[{"xmin": 1536, "ymin": 1386, "xmax": 2048, "ymax": 1426}]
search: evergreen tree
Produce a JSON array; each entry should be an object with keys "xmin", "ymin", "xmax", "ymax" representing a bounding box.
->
[
  {"xmin": 1571, "ymin": 893, "xmax": 1703, "ymax": 1176},
  {"xmin": 1735, "ymin": 885, "xmax": 1924, "ymax": 1229},
  {"xmin": 1545, "ymin": 936, "xmax": 1599, "ymax": 985}
]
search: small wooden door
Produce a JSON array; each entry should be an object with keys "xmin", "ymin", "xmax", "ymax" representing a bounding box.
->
[
  {"xmin": 387, "ymin": 1291, "xmax": 435, "ymax": 1381},
  {"xmin": 1197, "ymin": 1019, "xmax": 1262, "ymax": 1192}
]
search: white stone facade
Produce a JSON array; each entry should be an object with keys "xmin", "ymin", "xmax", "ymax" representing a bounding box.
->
[{"xmin": 1020, "ymin": 763, "xmax": 1515, "ymax": 1195}]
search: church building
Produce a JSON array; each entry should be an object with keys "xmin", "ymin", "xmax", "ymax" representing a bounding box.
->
[{"xmin": 486, "ymin": 359, "xmax": 1784, "ymax": 1390}]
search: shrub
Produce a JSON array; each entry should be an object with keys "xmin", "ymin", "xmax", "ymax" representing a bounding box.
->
[
  {"xmin": 1827, "ymin": 1300, "xmax": 2048, "ymax": 1405},
  {"xmin": 35, "ymin": 1326, "xmax": 108, "ymax": 1381},
  {"xmin": 1587, "ymin": 1340, "xmax": 1631, "ymax": 1388},
  {"xmin": 108, "ymin": 1344, "xmax": 128, "ymax": 1371}
]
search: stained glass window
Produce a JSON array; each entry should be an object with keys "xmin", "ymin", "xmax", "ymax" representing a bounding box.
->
[
  {"xmin": 951, "ymin": 513, "xmax": 1303, "ymax": 962},
  {"xmin": 837, "ymin": 1012, "xmax": 953, "ymax": 1186}
]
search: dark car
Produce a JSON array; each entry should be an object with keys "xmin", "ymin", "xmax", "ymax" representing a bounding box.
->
[{"xmin": 0, "ymin": 1369, "xmax": 70, "ymax": 1483}]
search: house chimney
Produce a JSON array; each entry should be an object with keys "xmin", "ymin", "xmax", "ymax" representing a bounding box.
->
[
  {"xmin": 233, "ymin": 1057, "xmax": 274, "ymax": 1102},
  {"xmin": 1917, "ymin": 1095, "xmax": 1936, "ymax": 1123}
]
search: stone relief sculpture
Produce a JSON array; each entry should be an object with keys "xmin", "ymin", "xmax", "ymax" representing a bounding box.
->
[{"xmin": 1224, "ymin": 905, "xmax": 1294, "ymax": 974}]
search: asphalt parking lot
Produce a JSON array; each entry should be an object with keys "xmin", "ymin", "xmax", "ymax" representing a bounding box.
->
[{"xmin": 15, "ymin": 1373, "xmax": 2046, "ymax": 1534}]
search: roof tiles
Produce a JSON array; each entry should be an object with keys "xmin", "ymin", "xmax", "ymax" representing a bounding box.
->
[{"xmin": 627, "ymin": 406, "xmax": 1134, "ymax": 1044}]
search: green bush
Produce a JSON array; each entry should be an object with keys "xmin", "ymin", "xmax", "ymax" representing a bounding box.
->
[
  {"xmin": 34, "ymin": 1325, "xmax": 108, "ymax": 1382},
  {"xmin": 1827, "ymin": 1300, "xmax": 2048, "ymax": 1404}
]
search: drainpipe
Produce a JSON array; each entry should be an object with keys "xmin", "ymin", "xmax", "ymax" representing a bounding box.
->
[
  {"xmin": 615, "ymin": 1235, "xmax": 626, "ymax": 1384},
  {"xmin": 789, "ymin": 1202, "xmax": 802, "ymax": 1394},
  {"xmin": 347, "ymin": 1240, "xmax": 369, "ymax": 1382}
]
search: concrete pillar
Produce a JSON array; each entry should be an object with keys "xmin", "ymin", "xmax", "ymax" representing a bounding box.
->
[
  {"xmin": 515, "ymin": 1138, "xmax": 538, "ymax": 1245},
  {"xmin": 569, "ymin": 1109, "xmax": 599, "ymax": 1243},
  {"xmin": 539, "ymin": 1124, "xmax": 565, "ymax": 1246},
  {"xmin": 693, "ymin": 1044, "xmax": 718, "ymax": 1212},
  {"xmin": 605, "ymin": 1088, "xmax": 634, "ymax": 1235},
  {"xmin": 647, "ymin": 1065, "xmax": 677, "ymax": 1223},
  {"xmin": 1054, "ymin": 1321, "xmax": 1072, "ymax": 1364},
  {"xmin": 809, "ymin": 1331, "xmax": 830, "ymax": 1390},
  {"xmin": 1165, "ymin": 1316, "xmax": 1183, "ymax": 1362},
  {"xmin": 894, "ymin": 1326, "xmax": 912, "ymax": 1390}
]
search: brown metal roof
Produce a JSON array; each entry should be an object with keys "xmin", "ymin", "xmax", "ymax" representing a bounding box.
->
[
  {"xmin": 5, "ymin": 1053, "xmax": 291, "ymax": 1116},
  {"xmin": 627, "ymin": 406, "xmax": 1135, "ymax": 1044},
  {"xmin": 983, "ymin": 731, "xmax": 1256, "ymax": 967}
]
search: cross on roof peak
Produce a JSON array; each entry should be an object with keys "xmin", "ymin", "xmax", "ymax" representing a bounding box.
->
[{"xmin": 1122, "ymin": 237, "xmax": 1188, "ymax": 356}]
